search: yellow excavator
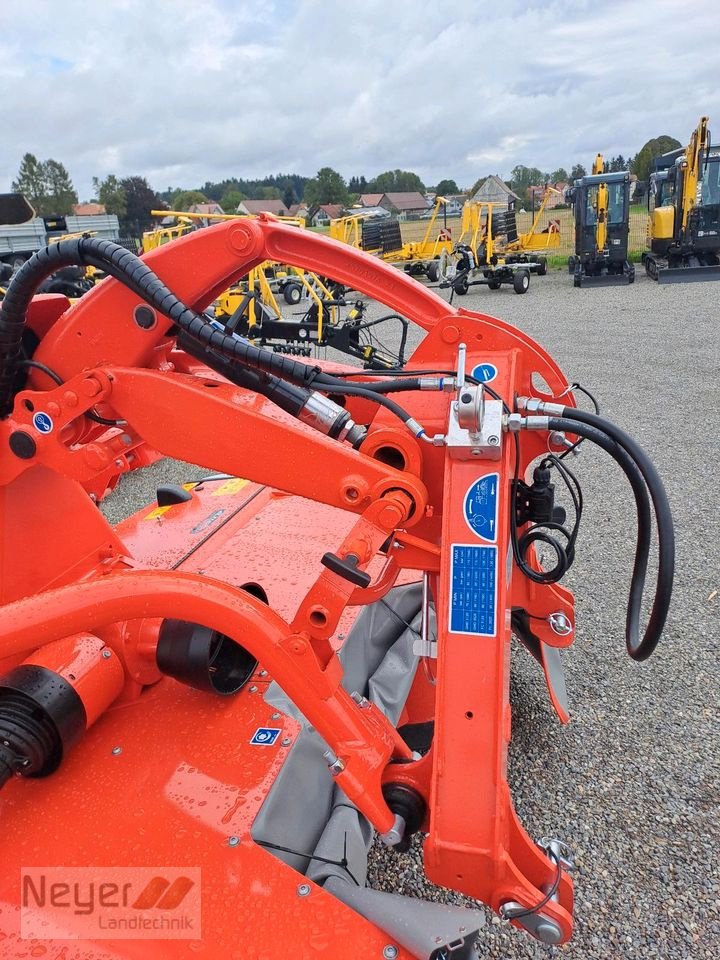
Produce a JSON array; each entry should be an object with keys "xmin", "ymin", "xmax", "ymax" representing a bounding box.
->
[
  {"xmin": 643, "ymin": 116, "xmax": 720, "ymax": 282},
  {"xmin": 567, "ymin": 153, "xmax": 634, "ymax": 287}
]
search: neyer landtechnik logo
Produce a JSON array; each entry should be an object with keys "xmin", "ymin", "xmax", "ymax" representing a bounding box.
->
[{"xmin": 21, "ymin": 867, "xmax": 201, "ymax": 940}]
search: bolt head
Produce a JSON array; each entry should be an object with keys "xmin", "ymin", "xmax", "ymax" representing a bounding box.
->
[
  {"xmin": 101, "ymin": 649, "xmax": 112, "ymax": 659},
  {"xmin": 227, "ymin": 836, "xmax": 241, "ymax": 847},
  {"xmin": 297, "ymin": 883, "xmax": 311, "ymax": 897},
  {"xmin": 281, "ymin": 737, "xmax": 292, "ymax": 747},
  {"xmin": 248, "ymin": 685, "xmax": 258, "ymax": 693},
  {"xmin": 271, "ymin": 712, "xmax": 281, "ymax": 720},
  {"xmin": 382, "ymin": 946, "xmax": 399, "ymax": 960},
  {"xmin": 111, "ymin": 746, "xmax": 122, "ymax": 756}
]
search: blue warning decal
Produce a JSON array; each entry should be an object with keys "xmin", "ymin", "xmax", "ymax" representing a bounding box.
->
[
  {"xmin": 471, "ymin": 362, "xmax": 497, "ymax": 384},
  {"xmin": 32, "ymin": 411, "xmax": 54, "ymax": 434},
  {"xmin": 463, "ymin": 473, "xmax": 498, "ymax": 542},
  {"xmin": 448, "ymin": 544, "xmax": 497, "ymax": 636},
  {"xmin": 250, "ymin": 727, "xmax": 281, "ymax": 746}
]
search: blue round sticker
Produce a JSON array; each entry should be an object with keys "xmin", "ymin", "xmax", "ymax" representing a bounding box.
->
[
  {"xmin": 32, "ymin": 411, "xmax": 54, "ymax": 434},
  {"xmin": 471, "ymin": 362, "xmax": 497, "ymax": 384},
  {"xmin": 463, "ymin": 473, "xmax": 499, "ymax": 542}
]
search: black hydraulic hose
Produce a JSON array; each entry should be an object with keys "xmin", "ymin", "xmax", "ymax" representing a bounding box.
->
[
  {"xmin": 0, "ymin": 237, "xmax": 328, "ymax": 417},
  {"xmin": 0, "ymin": 238, "xmax": 418, "ymax": 430},
  {"xmin": 545, "ymin": 415, "xmax": 671, "ymax": 661}
]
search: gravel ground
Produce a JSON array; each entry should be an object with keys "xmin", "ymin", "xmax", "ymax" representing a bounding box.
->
[{"xmin": 103, "ymin": 269, "xmax": 719, "ymax": 959}]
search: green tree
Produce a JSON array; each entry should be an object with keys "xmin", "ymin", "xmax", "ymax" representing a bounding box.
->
[
  {"xmin": 120, "ymin": 176, "xmax": 163, "ymax": 230},
  {"xmin": 258, "ymin": 186, "xmax": 281, "ymax": 200},
  {"xmin": 348, "ymin": 175, "xmax": 368, "ymax": 193},
  {"xmin": 12, "ymin": 153, "xmax": 47, "ymax": 212},
  {"xmin": 435, "ymin": 179, "xmax": 460, "ymax": 195},
  {"xmin": 368, "ymin": 169, "xmax": 425, "ymax": 193},
  {"xmin": 570, "ymin": 163, "xmax": 587, "ymax": 181},
  {"xmin": 92, "ymin": 174, "xmax": 127, "ymax": 217},
  {"xmin": 43, "ymin": 160, "xmax": 78, "ymax": 214},
  {"xmin": 12, "ymin": 153, "xmax": 78, "ymax": 215},
  {"xmin": 304, "ymin": 167, "xmax": 349, "ymax": 208},
  {"xmin": 607, "ymin": 155, "xmax": 627, "ymax": 173},
  {"xmin": 220, "ymin": 189, "xmax": 246, "ymax": 213},
  {"xmin": 630, "ymin": 136, "xmax": 682, "ymax": 183},
  {"xmin": 282, "ymin": 185, "xmax": 296, "ymax": 209},
  {"xmin": 172, "ymin": 190, "xmax": 209, "ymax": 211},
  {"xmin": 550, "ymin": 168, "xmax": 569, "ymax": 183}
]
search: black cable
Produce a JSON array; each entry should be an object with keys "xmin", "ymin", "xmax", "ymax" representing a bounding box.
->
[
  {"xmin": 546, "ymin": 414, "xmax": 670, "ymax": 661},
  {"xmin": 16, "ymin": 359, "xmax": 126, "ymax": 426},
  {"xmin": 510, "ymin": 419, "xmax": 647, "ymax": 593},
  {"xmin": 556, "ymin": 381, "xmax": 600, "ymax": 459},
  {"xmin": 256, "ymin": 838, "xmax": 360, "ymax": 887},
  {"xmin": 501, "ymin": 848, "xmax": 562, "ymax": 921}
]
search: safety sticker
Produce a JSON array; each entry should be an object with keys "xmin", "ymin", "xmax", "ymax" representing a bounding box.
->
[
  {"xmin": 250, "ymin": 727, "xmax": 281, "ymax": 746},
  {"xmin": 448, "ymin": 544, "xmax": 497, "ymax": 636},
  {"xmin": 212, "ymin": 477, "xmax": 249, "ymax": 496},
  {"xmin": 32, "ymin": 411, "xmax": 54, "ymax": 434},
  {"xmin": 463, "ymin": 473, "xmax": 498, "ymax": 542},
  {"xmin": 471, "ymin": 362, "xmax": 497, "ymax": 384},
  {"xmin": 144, "ymin": 482, "xmax": 197, "ymax": 520}
]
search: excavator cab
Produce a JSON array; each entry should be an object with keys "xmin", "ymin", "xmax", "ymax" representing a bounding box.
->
[
  {"xmin": 644, "ymin": 116, "xmax": 720, "ymax": 281},
  {"xmin": 567, "ymin": 170, "xmax": 633, "ymax": 287}
]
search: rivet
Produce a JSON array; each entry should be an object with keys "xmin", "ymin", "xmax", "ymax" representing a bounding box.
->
[
  {"xmin": 248, "ymin": 685, "xmax": 258, "ymax": 693},
  {"xmin": 297, "ymin": 883, "xmax": 311, "ymax": 897},
  {"xmin": 101, "ymin": 649, "xmax": 112, "ymax": 659},
  {"xmin": 111, "ymin": 746, "xmax": 122, "ymax": 755},
  {"xmin": 271, "ymin": 712, "xmax": 281, "ymax": 720},
  {"xmin": 281, "ymin": 737, "xmax": 292, "ymax": 747},
  {"xmin": 227, "ymin": 836, "xmax": 241, "ymax": 847},
  {"xmin": 382, "ymin": 946, "xmax": 399, "ymax": 959}
]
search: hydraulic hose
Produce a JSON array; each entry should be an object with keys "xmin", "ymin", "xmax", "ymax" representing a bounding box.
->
[
  {"xmin": 0, "ymin": 238, "xmax": 419, "ymax": 432},
  {"xmin": 0, "ymin": 237, "xmax": 327, "ymax": 417},
  {"xmin": 544, "ymin": 415, "xmax": 672, "ymax": 660}
]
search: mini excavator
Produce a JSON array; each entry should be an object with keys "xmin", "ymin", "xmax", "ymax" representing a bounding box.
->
[
  {"xmin": 0, "ymin": 218, "xmax": 674, "ymax": 958},
  {"xmin": 644, "ymin": 115, "xmax": 720, "ymax": 282},
  {"xmin": 567, "ymin": 154, "xmax": 634, "ymax": 287}
]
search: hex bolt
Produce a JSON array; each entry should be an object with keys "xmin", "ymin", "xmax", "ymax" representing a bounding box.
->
[
  {"xmin": 383, "ymin": 946, "xmax": 399, "ymax": 959},
  {"xmin": 111, "ymin": 746, "xmax": 122, "ymax": 756},
  {"xmin": 227, "ymin": 836, "xmax": 241, "ymax": 847},
  {"xmin": 297, "ymin": 883, "xmax": 311, "ymax": 897},
  {"xmin": 548, "ymin": 612, "xmax": 573, "ymax": 636},
  {"xmin": 323, "ymin": 749, "xmax": 345, "ymax": 775}
]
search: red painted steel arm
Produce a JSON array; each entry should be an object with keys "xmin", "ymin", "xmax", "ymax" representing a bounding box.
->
[{"xmin": 0, "ymin": 570, "xmax": 404, "ymax": 833}]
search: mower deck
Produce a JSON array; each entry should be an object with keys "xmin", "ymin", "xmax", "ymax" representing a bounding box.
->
[{"xmin": 0, "ymin": 478, "xmax": 417, "ymax": 958}]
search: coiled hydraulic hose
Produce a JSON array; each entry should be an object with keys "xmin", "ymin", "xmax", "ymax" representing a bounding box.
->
[{"xmin": 544, "ymin": 414, "xmax": 673, "ymax": 661}]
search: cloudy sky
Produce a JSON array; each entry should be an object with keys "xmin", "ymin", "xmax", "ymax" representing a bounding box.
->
[{"xmin": 2, "ymin": 0, "xmax": 718, "ymax": 200}]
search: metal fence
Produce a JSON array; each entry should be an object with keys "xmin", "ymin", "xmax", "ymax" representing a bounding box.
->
[{"xmin": 399, "ymin": 206, "xmax": 650, "ymax": 259}]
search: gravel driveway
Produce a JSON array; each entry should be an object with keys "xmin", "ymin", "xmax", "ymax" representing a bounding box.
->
[{"xmin": 103, "ymin": 269, "xmax": 719, "ymax": 959}]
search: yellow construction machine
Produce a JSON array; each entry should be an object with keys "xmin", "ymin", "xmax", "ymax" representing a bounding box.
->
[
  {"xmin": 644, "ymin": 116, "xmax": 720, "ymax": 282},
  {"xmin": 566, "ymin": 154, "xmax": 634, "ymax": 287},
  {"xmin": 440, "ymin": 198, "xmax": 556, "ymax": 297},
  {"xmin": 329, "ymin": 198, "xmax": 455, "ymax": 281}
]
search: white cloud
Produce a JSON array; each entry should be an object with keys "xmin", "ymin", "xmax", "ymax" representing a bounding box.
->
[{"xmin": 1, "ymin": 0, "xmax": 719, "ymax": 198}]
